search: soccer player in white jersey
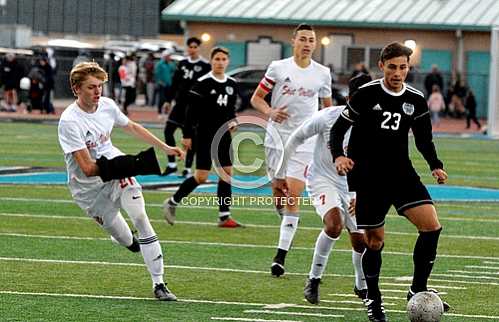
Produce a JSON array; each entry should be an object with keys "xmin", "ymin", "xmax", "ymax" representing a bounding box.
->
[
  {"xmin": 275, "ymin": 74, "xmax": 372, "ymax": 304},
  {"xmin": 251, "ymin": 24, "xmax": 333, "ymax": 277},
  {"xmin": 58, "ymin": 62, "xmax": 183, "ymax": 301}
]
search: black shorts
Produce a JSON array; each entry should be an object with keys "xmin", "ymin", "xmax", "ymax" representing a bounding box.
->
[
  {"xmin": 355, "ymin": 175, "xmax": 433, "ymax": 229},
  {"xmin": 167, "ymin": 100, "xmax": 187, "ymax": 126},
  {"xmin": 195, "ymin": 131, "xmax": 233, "ymax": 170}
]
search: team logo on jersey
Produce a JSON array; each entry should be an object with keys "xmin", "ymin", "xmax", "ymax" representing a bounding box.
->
[
  {"xmin": 210, "ymin": 89, "xmax": 217, "ymax": 95},
  {"xmin": 402, "ymin": 102, "xmax": 415, "ymax": 115},
  {"xmin": 225, "ymin": 86, "xmax": 234, "ymax": 95},
  {"xmin": 194, "ymin": 65, "xmax": 202, "ymax": 72},
  {"xmin": 342, "ymin": 109, "xmax": 350, "ymax": 118},
  {"xmin": 372, "ymin": 103, "xmax": 382, "ymax": 111}
]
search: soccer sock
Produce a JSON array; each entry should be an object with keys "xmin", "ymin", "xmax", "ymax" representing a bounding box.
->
[
  {"xmin": 172, "ymin": 176, "xmax": 199, "ymax": 204},
  {"xmin": 217, "ymin": 179, "xmax": 231, "ymax": 214},
  {"xmin": 277, "ymin": 213, "xmax": 300, "ymax": 252},
  {"xmin": 101, "ymin": 211, "xmax": 133, "ymax": 247},
  {"xmin": 275, "ymin": 206, "xmax": 285, "ymax": 218},
  {"xmin": 120, "ymin": 189, "xmax": 164, "ymax": 286},
  {"xmin": 167, "ymin": 162, "xmax": 177, "ymax": 168},
  {"xmin": 164, "ymin": 123, "xmax": 177, "ymax": 163},
  {"xmin": 309, "ymin": 230, "xmax": 338, "ymax": 279},
  {"xmin": 411, "ymin": 227, "xmax": 442, "ymax": 292},
  {"xmin": 362, "ymin": 244, "xmax": 384, "ymax": 301},
  {"xmin": 185, "ymin": 148, "xmax": 195, "ymax": 168},
  {"xmin": 352, "ymin": 250, "xmax": 367, "ymax": 290}
]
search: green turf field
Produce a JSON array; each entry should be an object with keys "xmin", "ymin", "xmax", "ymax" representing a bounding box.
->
[{"xmin": 0, "ymin": 122, "xmax": 498, "ymax": 321}]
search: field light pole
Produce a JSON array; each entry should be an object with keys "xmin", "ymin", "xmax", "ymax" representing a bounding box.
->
[{"xmin": 488, "ymin": 26, "xmax": 499, "ymax": 138}]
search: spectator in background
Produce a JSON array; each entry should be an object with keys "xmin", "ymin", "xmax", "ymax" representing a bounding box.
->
[
  {"xmin": 143, "ymin": 53, "xmax": 156, "ymax": 107},
  {"xmin": 39, "ymin": 56, "xmax": 55, "ymax": 114},
  {"xmin": 1, "ymin": 53, "xmax": 24, "ymax": 112},
  {"xmin": 451, "ymin": 78, "xmax": 467, "ymax": 118},
  {"xmin": 465, "ymin": 90, "xmax": 482, "ymax": 130},
  {"xmin": 119, "ymin": 54, "xmax": 137, "ymax": 115},
  {"xmin": 350, "ymin": 62, "xmax": 369, "ymax": 79},
  {"xmin": 424, "ymin": 64, "xmax": 444, "ymax": 98},
  {"xmin": 27, "ymin": 62, "xmax": 45, "ymax": 112},
  {"xmin": 154, "ymin": 50, "xmax": 175, "ymax": 115},
  {"xmin": 427, "ymin": 84, "xmax": 445, "ymax": 127}
]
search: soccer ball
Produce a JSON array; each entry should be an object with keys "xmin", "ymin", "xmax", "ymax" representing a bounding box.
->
[{"xmin": 407, "ymin": 291, "xmax": 444, "ymax": 322}]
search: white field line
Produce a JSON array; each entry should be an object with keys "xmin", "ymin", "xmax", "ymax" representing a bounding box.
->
[
  {"xmin": 319, "ymin": 299, "xmax": 396, "ymax": 306},
  {"xmin": 2, "ymin": 290, "xmax": 498, "ymax": 320},
  {"xmin": 379, "ymin": 282, "xmax": 466, "ymax": 290},
  {"xmin": 465, "ymin": 265, "xmax": 499, "ymax": 270},
  {"xmin": 429, "ymin": 278, "xmax": 499, "ymax": 286},
  {"xmin": 1, "ymin": 231, "xmax": 499, "ymax": 261},
  {"xmin": 2, "ymin": 211, "xmax": 499, "ymax": 242},
  {"xmin": 3, "ymin": 196, "xmax": 499, "ymax": 223},
  {"xmin": 326, "ymin": 293, "xmax": 408, "ymax": 300},
  {"xmin": 243, "ymin": 310, "xmax": 344, "ymax": 318},
  {"xmin": 449, "ymin": 270, "xmax": 499, "ymax": 275},
  {"xmin": 432, "ymin": 273, "xmax": 499, "ymax": 280},
  {"xmin": 211, "ymin": 318, "xmax": 302, "ymax": 322}
]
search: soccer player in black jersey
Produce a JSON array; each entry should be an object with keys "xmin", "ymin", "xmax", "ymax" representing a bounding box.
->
[
  {"xmin": 330, "ymin": 42, "xmax": 449, "ymax": 322},
  {"xmin": 163, "ymin": 37, "xmax": 211, "ymax": 177},
  {"xmin": 163, "ymin": 47, "xmax": 243, "ymax": 228}
]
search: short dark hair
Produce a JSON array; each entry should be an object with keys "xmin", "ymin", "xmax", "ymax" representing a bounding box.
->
[
  {"xmin": 210, "ymin": 46, "xmax": 230, "ymax": 59},
  {"xmin": 293, "ymin": 23, "xmax": 314, "ymax": 36},
  {"xmin": 379, "ymin": 42, "xmax": 412, "ymax": 63},
  {"xmin": 187, "ymin": 37, "xmax": 201, "ymax": 46},
  {"xmin": 348, "ymin": 73, "xmax": 372, "ymax": 97}
]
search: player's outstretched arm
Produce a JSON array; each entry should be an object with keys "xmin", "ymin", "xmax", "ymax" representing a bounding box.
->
[{"xmin": 123, "ymin": 120, "xmax": 184, "ymax": 159}]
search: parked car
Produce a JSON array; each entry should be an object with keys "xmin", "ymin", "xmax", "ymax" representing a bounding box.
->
[{"xmin": 227, "ymin": 65, "xmax": 267, "ymax": 111}]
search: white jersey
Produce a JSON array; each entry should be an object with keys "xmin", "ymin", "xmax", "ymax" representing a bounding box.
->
[
  {"xmin": 259, "ymin": 57, "xmax": 331, "ymax": 153},
  {"xmin": 276, "ymin": 106, "xmax": 351, "ymax": 191},
  {"xmin": 58, "ymin": 97, "xmax": 129, "ymax": 198}
]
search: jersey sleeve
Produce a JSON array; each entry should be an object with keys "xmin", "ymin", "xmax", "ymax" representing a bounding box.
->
[
  {"xmin": 58, "ymin": 119, "xmax": 87, "ymax": 154},
  {"xmin": 183, "ymin": 80, "xmax": 203, "ymax": 138},
  {"xmin": 319, "ymin": 69, "xmax": 332, "ymax": 98},
  {"xmin": 258, "ymin": 61, "xmax": 277, "ymax": 93},
  {"xmin": 275, "ymin": 113, "xmax": 325, "ymax": 179},
  {"xmin": 412, "ymin": 100, "xmax": 444, "ymax": 170},
  {"xmin": 112, "ymin": 100, "xmax": 129, "ymax": 127}
]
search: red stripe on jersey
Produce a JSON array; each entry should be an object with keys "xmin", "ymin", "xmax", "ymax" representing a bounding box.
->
[
  {"xmin": 259, "ymin": 82, "xmax": 271, "ymax": 93},
  {"xmin": 264, "ymin": 76, "xmax": 275, "ymax": 85}
]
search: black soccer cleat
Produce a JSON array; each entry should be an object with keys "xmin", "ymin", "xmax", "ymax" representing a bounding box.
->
[
  {"xmin": 180, "ymin": 169, "xmax": 192, "ymax": 178},
  {"xmin": 154, "ymin": 283, "xmax": 177, "ymax": 301},
  {"xmin": 304, "ymin": 277, "xmax": 321, "ymax": 304},
  {"xmin": 407, "ymin": 288, "xmax": 450, "ymax": 312},
  {"xmin": 366, "ymin": 298, "xmax": 387, "ymax": 322},
  {"xmin": 126, "ymin": 236, "xmax": 140, "ymax": 253},
  {"xmin": 161, "ymin": 166, "xmax": 177, "ymax": 176},
  {"xmin": 354, "ymin": 285, "xmax": 368, "ymax": 301}
]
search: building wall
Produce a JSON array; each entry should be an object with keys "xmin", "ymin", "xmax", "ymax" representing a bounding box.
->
[
  {"xmin": 0, "ymin": 0, "xmax": 160, "ymax": 37},
  {"xmin": 187, "ymin": 22, "xmax": 490, "ymax": 71}
]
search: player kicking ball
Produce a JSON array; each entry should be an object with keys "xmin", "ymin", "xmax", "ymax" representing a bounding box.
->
[
  {"xmin": 58, "ymin": 62, "xmax": 183, "ymax": 301},
  {"xmin": 274, "ymin": 74, "xmax": 372, "ymax": 304}
]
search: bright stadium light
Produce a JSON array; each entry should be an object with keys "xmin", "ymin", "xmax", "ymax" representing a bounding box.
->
[
  {"xmin": 201, "ymin": 33, "xmax": 211, "ymax": 42},
  {"xmin": 404, "ymin": 39, "xmax": 417, "ymax": 50},
  {"xmin": 321, "ymin": 36, "xmax": 330, "ymax": 46}
]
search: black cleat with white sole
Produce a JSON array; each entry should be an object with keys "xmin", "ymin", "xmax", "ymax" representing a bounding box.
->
[
  {"xmin": 407, "ymin": 288, "xmax": 450, "ymax": 312},
  {"xmin": 154, "ymin": 283, "xmax": 177, "ymax": 301},
  {"xmin": 304, "ymin": 278, "xmax": 321, "ymax": 304}
]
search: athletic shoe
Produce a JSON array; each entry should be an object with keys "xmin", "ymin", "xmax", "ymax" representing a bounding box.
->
[
  {"xmin": 270, "ymin": 256, "xmax": 285, "ymax": 277},
  {"xmin": 218, "ymin": 217, "xmax": 244, "ymax": 228},
  {"xmin": 161, "ymin": 166, "xmax": 177, "ymax": 176},
  {"xmin": 163, "ymin": 199, "xmax": 177, "ymax": 225},
  {"xmin": 366, "ymin": 298, "xmax": 387, "ymax": 322},
  {"xmin": 304, "ymin": 277, "xmax": 321, "ymax": 304},
  {"xmin": 181, "ymin": 169, "xmax": 192, "ymax": 178},
  {"xmin": 126, "ymin": 236, "xmax": 140, "ymax": 253},
  {"xmin": 407, "ymin": 288, "xmax": 450, "ymax": 312},
  {"xmin": 354, "ymin": 285, "xmax": 368, "ymax": 301},
  {"xmin": 153, "ymin": 283, "xmax": 177, "ymax": 301}
]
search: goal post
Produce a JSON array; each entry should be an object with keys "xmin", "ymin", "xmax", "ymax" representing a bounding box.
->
[{"xmin": 488, "ymin": 26, "xmax": 499, "ymax": 138}]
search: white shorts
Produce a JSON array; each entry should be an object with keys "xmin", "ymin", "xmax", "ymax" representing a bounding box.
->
[
  {"xmin": 265, "ymin": 147, "xmax": 312, "ymax": 182},
  {"xmin": 72, "ymin": 177, "xmax": 142, "ymax": 222},
  {"xmin": 306, "ymin": 174, "xmax": 362, "ymax": 233}
]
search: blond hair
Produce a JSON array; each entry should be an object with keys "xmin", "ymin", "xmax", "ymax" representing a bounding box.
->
[{"xmin": 69, "ymin": 62, "xmax": 108, "ymax": 94}]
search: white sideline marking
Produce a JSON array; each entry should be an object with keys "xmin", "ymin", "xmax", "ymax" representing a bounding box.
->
[
  {"xmin": 262, "ymin": 304, "xmax": 297, "ymax": 309},
  {"xmin": 465, "ymin": 265, "xmax": 499, "ymax": 270},
  {"xmin": 483, "ymin": 261, "xmax": 499, "ymax": 264},
  {"xmin": 2, "ymin": 290, "xmax": 498, "ymax": 320},
  {"xmin": 380, "ymin": 282, "xmax": 466, "ymax": 290},
  {"xmin": 2, "ymin": 211, "xmax": 499, "ymax": 242},
  {"xmin": 449, "ymin": 269, "xmax": 499, "ymax": 275},
  {"xmin": 1, "ymin": 230, "xmax": 499, "ymax": 261},
  {"xmin": 432, "ymin": 273, "xmax": 499, "ymax": 281},
  {"xmin": 211, "ymin": 317, "xmax": 302, "ymax": 322},
  {"xmin": 243, "ymin": 310, "xmax": 344, "ymax": 318}
]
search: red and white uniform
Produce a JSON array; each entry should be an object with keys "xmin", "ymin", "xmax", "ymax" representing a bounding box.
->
[{"xmin": 260, "ymin": 57, "xmax": 331, "ymax": 181}]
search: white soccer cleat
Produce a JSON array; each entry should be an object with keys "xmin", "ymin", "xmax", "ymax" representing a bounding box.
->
[{"xmin": 163, "ymin": 199, "xmax": 177, "ymax": 225}]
